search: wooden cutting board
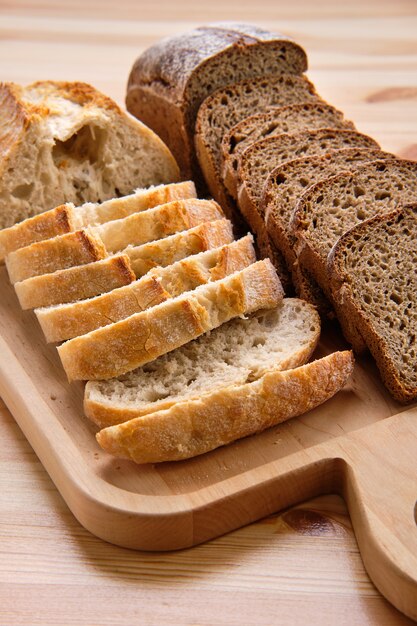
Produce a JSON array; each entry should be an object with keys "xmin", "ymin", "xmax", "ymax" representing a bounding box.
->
[
  {"xmin": 0, "ymin": 266, "xmax": 416, "ymax": 620},
  {"xmin": 0, "ymin": 268, "xmax": 417, "ymax": 618}
]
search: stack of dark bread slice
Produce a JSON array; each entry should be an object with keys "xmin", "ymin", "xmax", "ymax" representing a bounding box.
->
[{"xmin": 126, "ymin": 22, "xmax": 417, "ymax": 404}]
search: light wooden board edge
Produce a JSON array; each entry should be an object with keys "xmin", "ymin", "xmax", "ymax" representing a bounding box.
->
[{"xmin": 1, "ymin": 329, "xmax": 417, "ymax": 620}]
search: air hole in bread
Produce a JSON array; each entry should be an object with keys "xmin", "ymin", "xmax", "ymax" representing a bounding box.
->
[
  {"xmin": 52, "ymin": 124, "xmax": 106, "ymax": 166},
  {"xmin": 375, "ymin": 191, "xmax": 391, "ymax": 201},
  {"xmin": 12, "ymin": 182, "xmax": 34, "ymax": 199}
]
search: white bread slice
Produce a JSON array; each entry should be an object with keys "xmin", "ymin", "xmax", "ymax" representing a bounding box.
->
[
  {"xmin": 85, "ymin": 298, "xmax": 321, "ymax": 427},
  {"xmin": 0, "ymin": 81, "xmax": 179, "ymax": 230},
  {"xmin": 96, "ymin": 351, "xmax": 354, "ymax": 463},
  {"xmin": 6, "ymin": 198, "xmax": 223, "ymax": 283},
  {"xmin": 14, "ymin": 254, "xmax": 136, "ymax": 310},
  {"xmin": 6, "ymin": 228, "xmax": 107, "ymax": 284},
  {"xmin": 57, "ymin": 259, "xmax": 283, "ymax": 381},
  {"xmin": 125, "ymin": 219, "xmax": 234, "ymax": 277},
  {"xmin": 0, "ymin": 181, "xmax": 196, "ymax": 261},
  {"xmin": 36, "ymin": 236, "xmax": 256, "ymax": 343},
  {"xmin": 92, "ymin": 198, "xmax": 223, "ymax": 253}
]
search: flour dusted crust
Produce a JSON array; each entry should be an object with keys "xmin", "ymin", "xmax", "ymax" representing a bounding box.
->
[
  {"xmin": 93, "ymin": 198, "xmax": 224, "ymax": 253},
  {"xmin": 126, "ymin": 23, "xmax": 307, "ymax": 181},
  {"xmin": 36, "ymin": 235, "xmax": 256, "ymax": 343},
  {"xmin": 96, "ymin": 351, "xmax": 354, "ymax": 463},
  {"xmin": 6, "ymin": 228, "xmax": 108, "ymax": 284},
  {"xmin": 15, "ymin": 254, "xmax": 135, "ymax": 310},
  {"xmin": 57, "ymin": 259, "xmax": 283, "ymax": 381},
  {"xmin": 124, "ymin": 219, "xmax": 234, "ymax": 277},
  {"xmin": 0, "ymin": 81, "xmax": 179, "ymax": 229}
]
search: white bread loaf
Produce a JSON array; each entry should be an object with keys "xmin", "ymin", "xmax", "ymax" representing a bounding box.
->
[{"xmin": 0, "ymin": 81, "xmax": 179, "ymax": 229}]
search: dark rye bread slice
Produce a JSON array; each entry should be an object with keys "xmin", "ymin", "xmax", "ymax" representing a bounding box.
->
[
  {"xmin": 194, "ymin": 73, "xmax": 321, "ymax": 219},
  {"xmin": 237, "ymin": 128, "xmax": 380, "ymax": 237},
  {"xmin": 328, "ymin": 204, "xmax": 417, "ymax": 403},
  {"xmin": 292, "ymin": 158, "xmax": 417, "ymax": 293},
  {"xmin": 222, "ymin": 102, "xmax": 356, "ymax": 199},
  {"xmin": 292, "ymin": 159, "xmax": 417, "ymax": 348},
  {"xmin": 263, "ymin": 148, "xmax": 392, "ymax": 312},
  {"xmin": 126, "ymin": 23, "xmax": 307, "ymax": 182}
]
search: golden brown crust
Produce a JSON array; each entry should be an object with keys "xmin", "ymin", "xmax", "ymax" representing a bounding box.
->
[
  {"xmin": 96, "ymin": 351, "xmax": 354, "ymax": 464},
  {"xmin": 36, "ymin": 236, "xmax": 256, "ymax": 342},
  {"xmin": 94, "ymin": 198, "xmax": 224, "ymax": 253},
  {"xmin": 125, "ymin": 219, "xmax": 234, "ymax": 277},
  {"xmin": 6, "ymin": 228, "xmax": 108, "ymax": 284},
  {"xmin": 0, "ymin": 204, "xmax": 76, "ymax": 262},
  {"xmin": 15, "ymin": 254, "xmax": 135, "ymax": 310},
  {"xmin": 57, "ymin": 260, "xmax": 282, "ymax": 381}
]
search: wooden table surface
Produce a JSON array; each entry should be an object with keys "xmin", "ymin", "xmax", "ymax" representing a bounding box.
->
[{"xmin": 0, "ymin": 1, "xmax": 416, "ymax": 625}]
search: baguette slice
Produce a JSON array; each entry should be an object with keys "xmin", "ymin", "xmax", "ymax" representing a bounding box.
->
[
  {"xmin": 328, "ymin": 205, "xmax": 417, "ymax": 403},
  {"xmin": 96, "ymin": 350, "xmax": 354, "ymax": 464},
  {"xmin": 0, "ymin": 80, "xmax": 179, "ymax": 230},
  {"xmin": 36, "ymin": 235, "xmax": 256, "ymax": 342},
  {"xmin": 57, "ymin": 259, "xmax": 283, "ymax": 381},
  {"xmin": 237, "ymin": 129, "xmax": 380, "ymax": 236},
  {"xmin": 0, "ymin": 181, "xmax": 196, "ymax": 261},
  {"xmin": 15, "ymin": 254, "xmax": 135, "ymax": 310},
  {"xmin": 124, "ymin": 218, "xmax": 234, "ymax": 277},
  {"xmin": 6, "ymin": 228, "xmax": 107, "ymax": 284},
  {"xmin": 92, "ymin": 198, "xmax": 223, "ymax": 253},
  {"xmin": 222, "ymin": 102, "xmax": 355, "ymax": 199},
  {"xmin": 76, "ymin": 181, "xmax": 197, "ymax": 227},
  {"xmin": 195, "ymin": 73, "xmax": 322, "ymax": 217},
  {"xmin": 85, "ymin": 298, "xmax": 321, "ymax": 427},
  {"xmin": 292, "ymin": 159, "xmax": 417, "ymax": 302}
]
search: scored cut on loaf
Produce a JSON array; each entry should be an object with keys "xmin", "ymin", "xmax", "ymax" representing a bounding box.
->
[
  {"xmin": 92, "ymin": 198, "xmax": 223, "ymax": 253},
  {"xmin": 14, "ymin": 254, "xmax": 136, "ymax": 310},
  {"xmin": 57, "ymin": 259, "xmax": 283, "ymax": 381},
  {"xmin": 263, "ymin": 148, "xmax": 391, "ymax": 316},
  {"xmin": 96, "ymin": 350, "xmax": 354, "ymax": 464},
  {"xmin": 124, "ymin": 218, "xmax": 234, "ymax": 277},
  {"xmin": 222, "ymin": 102, "xmax": 356, "ymax": 199},
  {"xmin": 0, "ymin": 81, "xmax": 179, "ymax": 230},
  {"xmin": 126, "ymin": 23, "xmax": 308, "ymax": 182},
  {"xmin": 194, "ymin": 73, "xmax": 322, "ymax": 217},
  {"xmin": 292, "ymin": 159, "xmax": 417, "ymax": 304},
  {"xmin": 236, "ymin": 128, "xmax": 380, "ymax": 237},
  {"xmin": 85, "ymin": 298, "xmax": 321, "ymax": 427},
  {"xmin": 6, "ymin": 227, "xmax": 107, "ymax": 284},
  {"xmin": 0, "ymin": 181, "xmax": 197, "ymax": 262},
  {"xmin": 328, "ymin": 205, "xmax": 417, "ymax": 403},
  {"xmin": 36, "ymin": 235, "xmax": 256, "ymax": 343}
]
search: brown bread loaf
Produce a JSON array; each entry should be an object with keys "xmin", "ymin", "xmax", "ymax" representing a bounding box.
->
[{"xmin": 126, "ymin": 23, "xmax": 307, "ymax": 182}]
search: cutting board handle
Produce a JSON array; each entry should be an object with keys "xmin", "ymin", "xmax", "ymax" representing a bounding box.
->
[{"xmin": 336, "ymin": 409, "xmax": 417, "ymax": 621}]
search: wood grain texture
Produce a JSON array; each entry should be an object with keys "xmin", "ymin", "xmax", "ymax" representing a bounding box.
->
[{"xmin": 1, "ymin": 1, "xmax": 417, "ymax": 624}]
